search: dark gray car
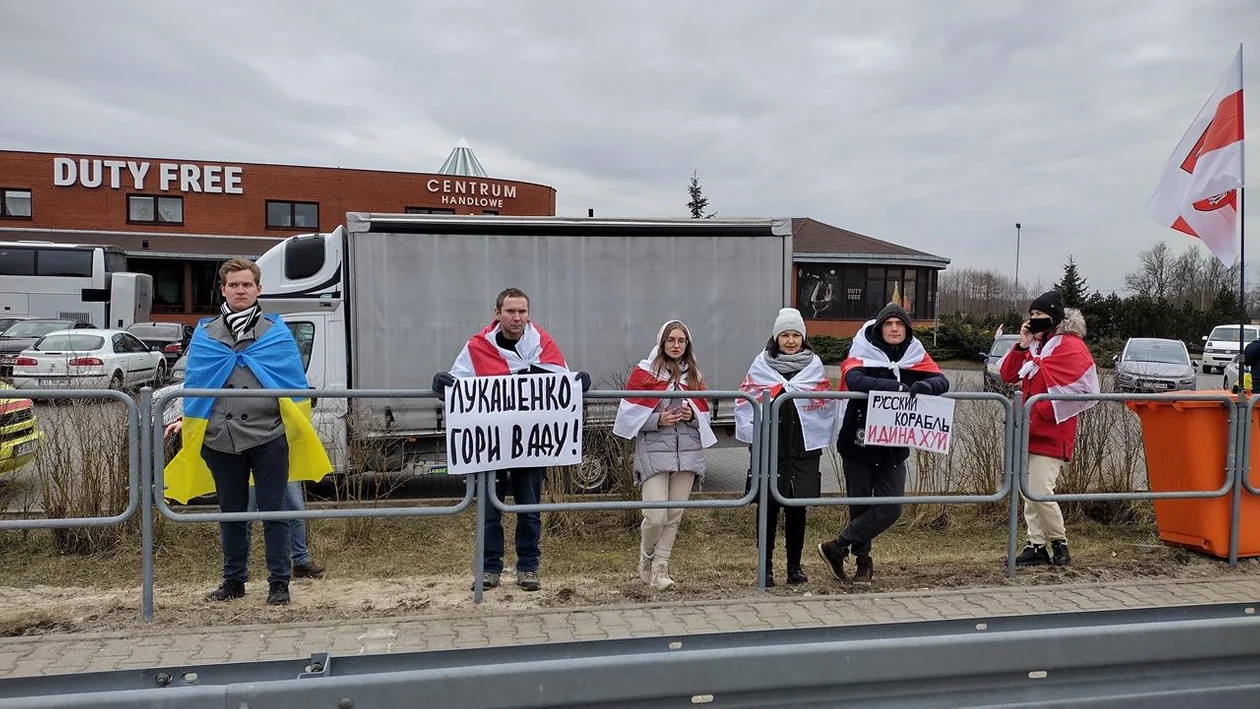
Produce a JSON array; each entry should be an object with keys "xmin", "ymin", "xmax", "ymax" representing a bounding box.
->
[
  {"xmin": 1113, "ymin": 338, "xmax": 1197, "ymax": 393},
  {"xmin": 980, "ymin": 334, "xmax": 1022, "ymax": 395}
]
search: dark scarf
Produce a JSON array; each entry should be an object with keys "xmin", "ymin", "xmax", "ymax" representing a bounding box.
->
[{"xmin": 221, "ymin": 301, "xmax": 262, "ymax": 341}]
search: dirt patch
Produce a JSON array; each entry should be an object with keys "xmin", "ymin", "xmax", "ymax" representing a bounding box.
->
[{"xmin": 1, "ymin": 508, "xmax": 1255, "ymax": 634}]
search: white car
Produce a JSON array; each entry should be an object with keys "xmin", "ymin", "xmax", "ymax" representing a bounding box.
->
[
  {"xmin": 11, "ymin": 329, "xmax": 166, "ymax": 390},
  {"xmin": 1201, "ymin": 324, "xmax": 1260, "ymax": 374},
  {"xmin": 1223, "ymin": 355, "xmax": 1251, "ymax": 393}
]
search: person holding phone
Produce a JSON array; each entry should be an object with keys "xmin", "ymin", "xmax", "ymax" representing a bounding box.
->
[{"xmin": 613, "ymin": 320, "xmax": 717, "ymax": 590}]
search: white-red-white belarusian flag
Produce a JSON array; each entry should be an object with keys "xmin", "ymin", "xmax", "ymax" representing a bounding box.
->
[{"xmin": 1147, "ymin": 46, "xmax": 1245, "ymax": 266}]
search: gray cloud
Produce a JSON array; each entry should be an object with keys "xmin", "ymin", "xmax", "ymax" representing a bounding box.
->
[{"xmin": 0, "ymin": 0, "xmax": 1255, "ymax": 292}]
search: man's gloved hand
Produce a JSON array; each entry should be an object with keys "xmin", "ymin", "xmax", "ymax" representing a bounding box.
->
[
  {"xmin": 908, "ymin": 381, "xmax": 932, "ymax": 398},
  {"xmin": 431, "ymin": 371, "xmax": 456, "ymax": 400},
  {"xmin": 576, "ymin": 371, "xmax": 592, "ymax": 392}
]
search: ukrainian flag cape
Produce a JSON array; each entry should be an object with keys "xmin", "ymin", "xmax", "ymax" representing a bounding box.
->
[{"xmin": 163, "ymin": 314, "xmax": 332, "ymax": 504}]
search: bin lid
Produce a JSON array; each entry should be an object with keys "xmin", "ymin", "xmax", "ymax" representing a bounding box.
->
[{"xmin": 1124, "ymin": 389, "xmax": 1238, "ymax": 412}]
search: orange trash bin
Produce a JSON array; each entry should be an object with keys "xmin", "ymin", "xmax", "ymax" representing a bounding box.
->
[{"xmin": 1125, "ymin": 391, "xmax": 1260, "ymax": 558}]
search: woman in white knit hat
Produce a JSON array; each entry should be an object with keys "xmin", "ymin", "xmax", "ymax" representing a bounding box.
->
[{"xmin": 735, "ymin": 307, "xmax": 838, "ymax": 587}]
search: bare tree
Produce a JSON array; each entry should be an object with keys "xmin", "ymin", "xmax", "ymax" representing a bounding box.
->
[
  {"xmin": 938, "ymin": 268, "xmax": 1041, "ymax": 316},
  {"xmin": 1125, "ymin": 242, "xmax": 1175, "ymax": 300}
]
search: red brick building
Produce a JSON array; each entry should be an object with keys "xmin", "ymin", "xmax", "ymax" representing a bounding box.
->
[
  {"xmin": 790, "ymin": 218, "xmax": 949, "ymax": 338},
  {"xmin": 0, "ymin": 147, "xmax": 555, "ymax": 322}
]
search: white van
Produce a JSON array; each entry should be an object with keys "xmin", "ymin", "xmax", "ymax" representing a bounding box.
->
[{"xmin": 1201, "ymin": 324, "xmax": 1260, "ymax": 374}]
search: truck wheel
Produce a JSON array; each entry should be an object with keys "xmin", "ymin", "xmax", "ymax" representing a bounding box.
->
[{"xmin": 564, "ymin": 455, "xmax": 612, "ymax": 494}]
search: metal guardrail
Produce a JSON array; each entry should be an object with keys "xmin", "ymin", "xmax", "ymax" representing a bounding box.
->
[
  {"xmin": 4, "ymin": 602, "xmax": 1260, "ymax": 707},
  {"xmin": 0, "ymin": 389, "xmax": 140, "ymax": 530},
  {"xmin": 4, "ymin": 383, "xmax": 1254, "ymax": 620}
]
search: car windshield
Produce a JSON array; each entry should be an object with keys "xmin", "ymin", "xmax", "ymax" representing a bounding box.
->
[
  {"xmin": 34, "ymin": 334, "xmax": 104, "ymax": 352},
  {"xmin": 1124, "ymin": 341, "xmax": 1189, "ymax": 365},
  {"xmin": 128, "ymin": 324, "xmax": 181, "ymax": 338},
  {"xmin": 989, "ymin": 338, "xmax": 1017, "ymax": 357},
  {"xmin": 3, "ymin": 321, "xmax": 70, "ymax": 338},
  {"xmin": 1209, "ymin": 326, "xmax": 1259, "ymax": 342}
]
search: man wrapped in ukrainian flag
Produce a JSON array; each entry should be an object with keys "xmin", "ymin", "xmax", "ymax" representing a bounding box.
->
[{"xmin": 164, "ymin": 258, "xmax": 331, "ymax": 606}]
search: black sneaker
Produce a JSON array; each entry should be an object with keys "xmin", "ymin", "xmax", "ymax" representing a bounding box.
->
[
  {"xmin": 817, "ymin": 540, "xmax": 850, "ymax": 581},
  {"xmin": 854, "ymin": 555, "xmax": 874, "ymax": 583},
  {"xmin": 205, "ymin": 579, "xmax": 245, "ymax": 602},
  {"xmin": 1015, "ymin": 543, "xmax": 1050, "ymax": 567},
  {"xmin": 1050, "ymin": 540, "xmax": 1071, "ymax": 566},
  {"xmin": 266, "ymin": 581, "xmax": 290, "ymax": 606},
  {"xmin": 786, "ymin": 566, "xmax": 808, "ymax": 585}
]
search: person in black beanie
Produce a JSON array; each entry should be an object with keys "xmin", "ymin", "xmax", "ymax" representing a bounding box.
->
[{"xmin": 817, "ymin": 302, "xmax": 949, "ymax": 583}]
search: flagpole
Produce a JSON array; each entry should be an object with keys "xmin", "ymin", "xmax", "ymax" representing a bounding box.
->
[{"xmin": 1239, "ymin": 43, "xmax": 1247, "ymax": 397}]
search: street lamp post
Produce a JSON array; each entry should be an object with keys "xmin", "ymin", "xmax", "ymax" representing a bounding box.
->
[{"xmin": 1014, "ymin": 222, "xmax": 1022, "ymax": 305}]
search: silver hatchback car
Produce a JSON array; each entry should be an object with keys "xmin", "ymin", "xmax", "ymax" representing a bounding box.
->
[{"xmin": 1112, "ymin": 338, "xmax": 1197, "ymax": 393}]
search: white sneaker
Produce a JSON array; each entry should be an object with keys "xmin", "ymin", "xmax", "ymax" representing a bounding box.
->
[
  {"xmin": 650, "ymin": 560, "xmax": 676, "ymax": 590},
  {"xmin": 638, "ymin": 551, "xmax": 653, "ymax": 585}
]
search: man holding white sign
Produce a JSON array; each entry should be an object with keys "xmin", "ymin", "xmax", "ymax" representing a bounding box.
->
[
  {"xmin": 818, "ymin": 303, "xmax": 949, "ymax": 584},
  {"xmin": 432, "ymin": 288, "xmax": 591, "ymax": 592}
]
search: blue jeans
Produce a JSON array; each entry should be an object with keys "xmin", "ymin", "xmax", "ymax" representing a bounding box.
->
[
  {"xmin": 201, "ymin": 436, "xmax": 292, "ymax": 584},
  {"xmin": 483, "ymin": 467, "xmax": 544, "ymax": 574},
  {"xmin": 246, "ymin": 481, "xmax": 310, "ymax": 565}
]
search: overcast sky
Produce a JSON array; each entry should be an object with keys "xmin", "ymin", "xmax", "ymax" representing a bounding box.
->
[{"xmin": 2, "ymin": 1, "xmax": 1256, "ymax": 292}]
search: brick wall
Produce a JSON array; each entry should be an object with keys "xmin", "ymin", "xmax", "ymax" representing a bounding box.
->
[{"xmin": 0, "ymin": 150, "xmax": 556, "ymax": 236}]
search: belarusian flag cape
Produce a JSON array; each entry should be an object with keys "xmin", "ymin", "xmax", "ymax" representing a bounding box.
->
[
  {"xmin": 837, "ymin": 320, "xmax": 942, "ymax": 421},
  {"xmin": 1000, "ymin": 332, "xmax": 1100, "ymax": 424},
  {"xmin": 450, "ymin": 321, "xmax": 568, "ymax": 376},
  {"xmin": 734, "ymin": 351, "xmax": 839, "ymax": 451},
  {"xmin": 613, "ymin": 357, "xmax": 716, "ymax": 448}
]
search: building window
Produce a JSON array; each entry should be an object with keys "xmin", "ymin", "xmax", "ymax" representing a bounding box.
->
[
  {"xmin": 796, "ymin": 263, "xmax": 939, "ymax": 321},
  {"xmin": 404, "ymin": 206, "xmax": 456, "ymax": 215},
  {"xmin": 0, "ymin": 189, "xmax": 31, "ymax": 219},
  {"xmin": 482, "ymin": 209, "xmax": 499, "ymax": 215},
  {"xmin": 266, "ymin": 200, "xmax": 320, "ymax": 228},
  {"xmin": 128, "ymin": 194, "xmax": 184, "ymax": 224}
]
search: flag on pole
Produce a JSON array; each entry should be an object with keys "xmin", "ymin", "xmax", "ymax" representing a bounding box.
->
[{"xmin": 1147, "ymin": 46, "xmax": 1244, "ymax": 266}]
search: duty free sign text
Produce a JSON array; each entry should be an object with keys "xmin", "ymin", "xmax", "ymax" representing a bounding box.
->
[
  {"xmin": 444, "ymin": 372, "xmax": 583, "ymax": 474},
  {"xmin": 863, "ymin": 391, "xmax": 955, "ymax": 455}
]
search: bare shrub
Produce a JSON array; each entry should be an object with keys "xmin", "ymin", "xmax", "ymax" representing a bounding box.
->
[
  {"xmin": 33, "ymin": 398, "xmax": 133, "ymax": 554},
  {"xmin": 1058, "ymin": 398, "xmax": 1149, "ymax": 526},
  {"xmin": 325, "ymin": 400, "xmax": 410, "ymax": 545},
  {"xmin": 544, "ymin": 367, "xmax": 639, "ymax": 538}
]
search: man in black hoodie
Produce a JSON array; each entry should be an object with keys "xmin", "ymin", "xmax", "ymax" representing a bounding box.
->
[{"xmin": 818, "ymin": 303, "xmax": 950, "ymax": 583}]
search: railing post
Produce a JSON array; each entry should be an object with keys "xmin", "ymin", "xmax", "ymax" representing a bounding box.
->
[
  {"xmin": 1229, "ymin": 396, "xmax": 1243, "ymax": 568},
  {"xmin": 140, "ymin": 386, "xmax": 155, "ymax": 622},
  {"xmin": 756, "ymin": 394, "xmax": 770, "ymax": 592},
  {"xmin": 1005, "ymin": 391, "xmax": 1023, "ymax": 578},
  {"xmin": 474, "ymin": 470, "xmax": 488, "ymax": 604}
]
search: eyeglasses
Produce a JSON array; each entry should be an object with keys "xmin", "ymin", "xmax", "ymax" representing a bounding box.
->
[{"xmin": 665, "ymin": 338, "xmax": 689, "ymax": 346}]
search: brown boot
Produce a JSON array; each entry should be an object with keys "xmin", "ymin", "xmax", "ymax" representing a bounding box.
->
[
  {"xmin": 293, "ymin": 561, "xmax": 325, "ymax": 579},
  {"xmin": 854, "ymin": 555, "xmax": 874, "ymax": 583}
]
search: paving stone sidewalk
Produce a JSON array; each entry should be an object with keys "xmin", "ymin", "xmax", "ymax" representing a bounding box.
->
[{"xmin": 2, "ymin": 575, "xmax": 1259, "ymax": 680}]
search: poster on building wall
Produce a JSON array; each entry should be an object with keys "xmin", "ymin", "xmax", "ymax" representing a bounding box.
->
[{"xmin": 797, "ymin": 265, "xmax": 857, "ymax": 320}]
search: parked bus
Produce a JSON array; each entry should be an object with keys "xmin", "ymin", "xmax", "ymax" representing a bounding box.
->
[{"xmin": 0, "ymin": 241, "xmax": 152, "ymax": 328}]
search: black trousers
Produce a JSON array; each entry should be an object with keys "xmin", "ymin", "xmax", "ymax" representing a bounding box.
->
[
  {"xmin": 765, "ymin": 496, "xmax": 807, "ymax": 569},
  {"xmin": 838, "ymin": 457, "xmax": 907, "ymax": 556},
  {"xmin": 202, "ymin": 436, "xmax": 292, "ymax": 584}
]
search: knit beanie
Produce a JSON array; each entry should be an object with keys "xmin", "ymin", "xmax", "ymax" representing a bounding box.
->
[
  {"xmin": 772, "ymin": 307, "xmax": 806, "ymax": 339},
  {"xmin": 1029, "ymin": 291, "xmax": 1065, "ymax": 323}
]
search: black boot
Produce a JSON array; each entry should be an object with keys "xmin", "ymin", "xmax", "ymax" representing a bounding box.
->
[
  {"xmin": 817, "ymin": 540, "xmax": 850, "ymax": 581},
  {"xmin": 1050, "ymin": 540, "xmax": 1071, "ymax": 566},
  {"xmin": 267, "ymin": 580, "xmax": 291, "ymax": 605},
  {"xmin": 205, "ymin": 579, "xmax": 245, "ymax": 602},
  {"xmin": 1015, "ymin": 543, "xmax": 1050, "ymax": 567},
  {"xmin": 786, "ymin": 565, "xmax": 808, "ymax": 585}
]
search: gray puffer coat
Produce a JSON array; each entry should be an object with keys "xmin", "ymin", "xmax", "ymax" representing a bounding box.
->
[{"xmin": 633, "ymin": 400, "xmax": 706, "ymax": 485}]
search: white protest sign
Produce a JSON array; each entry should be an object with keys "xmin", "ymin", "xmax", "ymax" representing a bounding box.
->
[
  {"xmin": 864, "ymin": 391, "xmax": 954, "ymax": 455},
  {"xmin": 444, "ymin": 372, "xmax": 584, "ymax": 474}
]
